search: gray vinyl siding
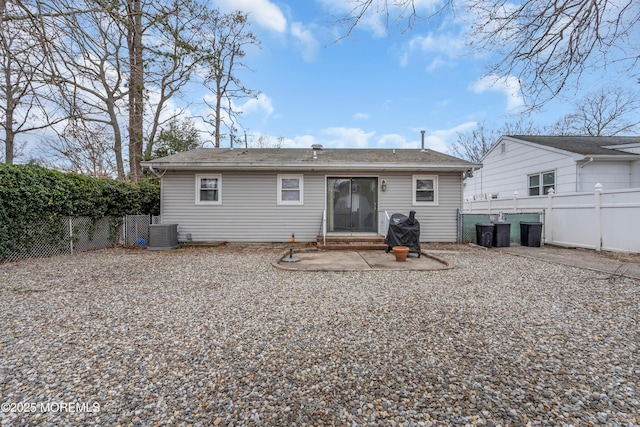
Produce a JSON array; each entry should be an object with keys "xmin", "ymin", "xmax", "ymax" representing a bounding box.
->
[
  {"xmin": 379, "ymin": 172, "xmax": 461, "ymax": 242},
  {"xmin": 161, "ymin": 170, "xmax": 325, "ymax": 242},
  {"xmin": 161, "ymin": 170, "xmax": 462, "ymax": 242}
]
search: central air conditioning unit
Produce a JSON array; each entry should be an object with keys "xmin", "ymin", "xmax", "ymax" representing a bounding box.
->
[{"xmin": 147, "ymin": 224, "xmax": 179, "ymax": 250}]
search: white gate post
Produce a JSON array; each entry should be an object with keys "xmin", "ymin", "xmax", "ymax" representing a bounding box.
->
[
  {"xmin": 546, "ymin": 188, "xmax": 554, "ymax": 244},
  {"xmin": 594, "ymin": 183, "xmax": 603, "ymax": 252},
  {"xmin": 513, "ymin": 191, "xmax": 519, "ymax": 213}
]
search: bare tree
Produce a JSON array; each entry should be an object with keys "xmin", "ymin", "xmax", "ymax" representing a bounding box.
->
[
  {"xmin": 335, "ymin": 0, "xmax": 639, "ymax": 109},
  {"xmin": 125, "ymin": 0, "xmax": 144, "ymax": 181},
  {"xmin": 251, "ymin": 134, "xmax": 283, "ymax": 148},
  {"xmin": 199, "ymin": 10, "xmax": 259, "ymax": 148},
  {"xmin": 550, "ymin": 87, "xmax": 640, "ymax": 136},
  {"xmin": 0, "ymin": 2, "xmax": 65, "ymax": 164},
  {"xmin": 38, "ymin": 120, "xmax": 117, "ymax": 177},
  {"xmin": 452, "ymin": 120, "xmax": 542, "ymax": 162},
  {"xmin": 142, "ymin": 0, "xmax": 219, "ymax": 160},
  {"xmin": 2, "ymin": 0, "xmax": 262, "ymax": 174},
  {"xmin": 451, "ymin": 124, "xmax": 496, "ymax": 163},
  {"xmin": 37, "ymin": 0, "xmax": 129, "ymax": 179}
]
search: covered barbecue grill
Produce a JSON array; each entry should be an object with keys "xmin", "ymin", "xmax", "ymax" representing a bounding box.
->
[{"xmin": 385, "ymin": 210, "xmax": 421, "ymax": 257}]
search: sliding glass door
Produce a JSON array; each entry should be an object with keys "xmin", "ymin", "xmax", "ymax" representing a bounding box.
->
[{"xmin": 326, "ymin": 177, "xmax": 377, "ymax": 233}]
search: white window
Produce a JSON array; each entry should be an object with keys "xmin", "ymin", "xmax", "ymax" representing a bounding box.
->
[
  {"xmin": 528, "ymin": 171, "xmax": 555, "ymax": 196},
  {"xmin": 277, "ymin": 174, "xmax": 303, "ymax": 205},
  {"xmin": 196, "ymin": 174, "xmax": 221, "ymax": 205},
  {"xmin": 413, "ymin": 175, "xmax": 438, "ymax": 205}
]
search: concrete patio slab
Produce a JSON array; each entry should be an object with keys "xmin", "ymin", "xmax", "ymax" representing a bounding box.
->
[{"xmin": 274, "ymin": 249, "xmax": 451, "ymax": 271}]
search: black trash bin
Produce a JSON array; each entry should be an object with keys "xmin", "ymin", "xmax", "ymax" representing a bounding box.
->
[
  {"xmin": 492, "ymin": 221, "xmax": 511, "ymax": 247},
  {"xmin": 475, "ymin": 223, "xmax": 495, "ymax": 248},
  {"xmin": 520, "ymin": 222, "xmax": 542, "ymax": 247}
]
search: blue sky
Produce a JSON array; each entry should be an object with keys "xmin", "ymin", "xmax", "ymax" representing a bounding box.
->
[{"xmin": 190, "ymin": 0, "xmax": 574, "ymax": 154}]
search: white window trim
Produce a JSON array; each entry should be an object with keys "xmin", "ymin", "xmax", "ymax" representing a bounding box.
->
[
  {"xmin": 412, "ymin": 175, "xmax": 438, "ymax": 205},
  {"xmin": 277, "ymin": 174, "xmax": 304, "ymax": 205},
  {"xmin": 195, "ymin": 174, "xmax": 222, "ymax": 205},
  {"xmin": 528, "ymin": 170, "xmax": 555, "ymax": 196}
]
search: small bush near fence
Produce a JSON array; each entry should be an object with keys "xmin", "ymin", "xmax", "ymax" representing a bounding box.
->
[{"xmin": 0, "ymin": 164, "xmax": 160, "ymax": 262}]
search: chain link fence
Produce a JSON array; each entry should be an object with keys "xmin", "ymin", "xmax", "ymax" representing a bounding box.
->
[
  {"xmin": 1, "ymin": 215, "xmax": 159, "ymax": 263},
  {"xmin": 457, "ymin": 211, "xmax": 543, "ymax": 244}
]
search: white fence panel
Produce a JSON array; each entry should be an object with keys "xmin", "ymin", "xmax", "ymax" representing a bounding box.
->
[
  {"xmin": 465, "ymin": 185, "xmax": 640, "ymax": 253},
  {"xmin": 600, "ymin": 188, "xmax": 640, "ymax": 252},
  {"xmin": 549, "ymin": 204, "xmax": 596, "ymax": 250}
]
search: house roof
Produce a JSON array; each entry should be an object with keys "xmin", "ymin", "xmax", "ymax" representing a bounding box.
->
[
  {"xmin": 508, "ymin": 135, "xmax": 640, "ymax": 156},
  {"xmin": 141, "ymin": 147, "xmax": 479, "ymax": 172}
]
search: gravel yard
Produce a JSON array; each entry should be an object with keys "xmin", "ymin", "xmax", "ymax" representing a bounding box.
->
[{"xmin": 1, "ymin": 244, "xmax": 639, "ymax": 427}]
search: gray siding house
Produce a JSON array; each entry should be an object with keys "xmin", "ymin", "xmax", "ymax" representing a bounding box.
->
[{"xmin": 142, "ymin": 146, "xmax": 479, "ymax": 243}]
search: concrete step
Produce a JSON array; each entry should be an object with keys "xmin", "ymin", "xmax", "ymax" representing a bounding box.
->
[{"xmin": 316, "ymin": 236, "xmax": 387, "ymax": 251}]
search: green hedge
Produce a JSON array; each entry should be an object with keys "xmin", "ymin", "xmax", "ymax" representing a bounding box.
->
[{"xmin": 0, "ymin": 164, "xmax": 160, "ymax": 260}]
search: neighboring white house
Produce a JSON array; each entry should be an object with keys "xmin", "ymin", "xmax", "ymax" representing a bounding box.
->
[
  {"xmin": 464, "ymin": 135, "xmax": 640, "ymax": 200},
  {"xmin": 141, "ymin": 145, "xmax": 479, "ymax": 243}
]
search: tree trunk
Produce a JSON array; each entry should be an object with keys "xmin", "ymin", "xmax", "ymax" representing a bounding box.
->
[
  {"xmin": 4, "ymin": 108, "xmax": 14, "ymax": 164},
  {"xmin": 215, "ymin": 75, "xmax": 222, "ymax": 148},
  {"xmin": 127, "ymin": 0, "xmax": 143, "ymax": 181}
]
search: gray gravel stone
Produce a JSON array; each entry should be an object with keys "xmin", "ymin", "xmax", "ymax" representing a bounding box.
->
[{"xmin": 1, "ymin": 244, "xmax": 639, "ymax": 426}]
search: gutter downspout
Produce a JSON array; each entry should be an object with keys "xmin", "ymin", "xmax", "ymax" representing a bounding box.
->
[{"xmin": 577, "ymin": 157, "xmax": 594, "ymax": 192}]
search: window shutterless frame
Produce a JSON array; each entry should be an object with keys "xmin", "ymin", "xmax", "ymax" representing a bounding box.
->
[
  {"xmin": 528, "ymin": 171, "xmax": 555, "ymax": 196},
  {"xmin": 277, "ymin": 174, "xmax": 303, "ymax": 205},
  {"xmin": 412, "ymin": 175, "xmax": 438, "ymax": 205},
  {"xmin": 195, "ymin": 174, "xmax": 222, "ymax": 205}
]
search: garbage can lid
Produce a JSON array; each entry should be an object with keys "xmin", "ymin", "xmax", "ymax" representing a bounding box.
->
[
  {"xmin": 476, "ymin": 223, "xmax": 495, "ymax": 227},
  {"xmin": 520, "ymin": 221, "xmax": 542, "ymax": 225}
]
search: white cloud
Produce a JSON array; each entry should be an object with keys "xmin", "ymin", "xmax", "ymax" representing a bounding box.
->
[
  {"xmin": 352, "ymin": 112, "xmax": 369, "ymax": 120},
  {"xmin": 318, "ymin": 0, "xmax": 445, "ymax": 37},
  {"xmin": 316, "ymin": 0, "xmax": 387, "ymax": 37},
  {"xmin": 281, "ymin": 134, "xmax": 317, "ymax": 148},
  {"xmin": 472, "ymin": 75, "xmax": 524, "ymax": 112},
  {"xmin": 426, "ymin": 57, "xmax": 448, "ymax": 72},
  {"xmin": 239, "ymin": 93, "xmax": 275, "ymax": 119},
  {"xmin": 247, "ymin": 121, "xmax": 479, "ymax": 153},
  {"xmin": 401, "ymin": 32, "xmax": 466, "ymax": 69},
  {"xmin": 268, "ymin": 127, "xmax": 377, "ymax": 148},
  {"xmin": 290, "ymin": 22, "xmax": 320, "ymax": 62},
  {"xmin": 322, "ymin": 127, "xmax": 376, "ymax": 148},
  {"xmin": 376, "ymin": 133, "xmax": 408, "ymax": 148},
  {"xmin": 215, "ymin": 0, "xmax": 287, "ymax": 33},
  {"xmin": 422, "ymin": 121, "xmax": 478, "ymax": 153}
]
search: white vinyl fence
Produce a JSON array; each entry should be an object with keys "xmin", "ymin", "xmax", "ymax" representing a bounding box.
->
[{"xmin": 464, "ymin": 185, "xmax": 640, "ymax": 253}]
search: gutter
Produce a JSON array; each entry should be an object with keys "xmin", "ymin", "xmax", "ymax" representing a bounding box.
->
[
  {"xmin": 140, "ymin": 161, "xmax": 482, "ymax": 173},
  {"xmin": 577, "ymin": 154, "xmax": 639, "ymax": 161}
]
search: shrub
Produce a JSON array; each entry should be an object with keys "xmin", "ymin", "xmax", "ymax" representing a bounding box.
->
[{"xmin": 0, "ymin": 164, "xmax": 160, "ymax": 260}]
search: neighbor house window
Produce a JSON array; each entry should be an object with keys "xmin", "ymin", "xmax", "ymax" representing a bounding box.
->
[
  {"xmin": 196, "ymin": 174, "xmax": 221, "ymax": 204},
  {"xmin": 277, "ymin": 174, "xmax": 303, "ymax": 205},
  {"xmin": 528, "ymin": 171, "xmax": 555, "ymax": 196},
  {"xmin": 413, "ymin": 175, "xmax": 438, "ymax": 205}
]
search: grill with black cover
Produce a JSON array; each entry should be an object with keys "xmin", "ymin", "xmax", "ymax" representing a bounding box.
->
[{"xmin": 384, "ymin": 210, "xmax": 421, "ymax": 257}]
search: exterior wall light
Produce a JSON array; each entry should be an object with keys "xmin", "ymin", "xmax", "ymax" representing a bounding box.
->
[{"xmin": 381, "ymin": 179, "xmax": 387, "ymax": 191}]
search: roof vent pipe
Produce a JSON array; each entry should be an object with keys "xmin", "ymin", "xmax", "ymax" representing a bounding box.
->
[{"xmin": 421, "ymin": 130, "xmax": 426, "ymax": 151}]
